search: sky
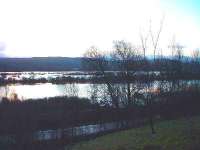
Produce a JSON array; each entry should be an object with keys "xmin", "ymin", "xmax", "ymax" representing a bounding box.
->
[{"xmin": 0, "ymin": 0, "xmax": 199, "ymax": 57}]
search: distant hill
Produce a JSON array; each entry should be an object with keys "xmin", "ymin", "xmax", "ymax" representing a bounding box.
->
[
  {"xmin": 0, "ymin": 57, "xmax": 83, "ymax": 72},
  {"xmin": 0, "ymin": 56, "xmax": 196, "ymax": 72}
]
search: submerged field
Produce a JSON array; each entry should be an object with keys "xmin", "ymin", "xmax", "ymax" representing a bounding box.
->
[{"xmin": 68, "ymin": 116, "xmax": 200, "ymax": 150}]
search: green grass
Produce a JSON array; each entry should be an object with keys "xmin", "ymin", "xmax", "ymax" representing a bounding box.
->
[{"xmin": 66, "ymin": 116, "xmax": 200, "ymax": 150}]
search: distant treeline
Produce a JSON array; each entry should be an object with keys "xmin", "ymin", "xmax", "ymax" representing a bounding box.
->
[{"xmin": 1, "ymin": 56, "xmax": 200, "ymax": 73}]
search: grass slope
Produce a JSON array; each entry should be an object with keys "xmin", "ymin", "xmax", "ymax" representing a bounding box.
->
[{"xmin": 67, "ymin": 116, "xmax": 200, "ymax": 150}]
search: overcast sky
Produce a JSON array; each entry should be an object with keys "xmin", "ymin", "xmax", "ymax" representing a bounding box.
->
[{"xmin": 0, "ymin": 0, "xmax": 199, "ymax": 57}]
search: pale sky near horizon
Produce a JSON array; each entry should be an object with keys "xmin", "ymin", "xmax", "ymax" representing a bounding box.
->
[{"xmin": 0, "ymin": 0, "xmax": 199, "ymax": 57}]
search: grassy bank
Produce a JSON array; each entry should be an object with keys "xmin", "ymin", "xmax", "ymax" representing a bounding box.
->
[{"xmin": 67, "ymin": 116, "xmax": 200, "ymax": 150}]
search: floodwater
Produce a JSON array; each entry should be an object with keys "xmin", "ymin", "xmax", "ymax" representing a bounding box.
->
[
  {"xmin": 0, "ymin": 83, "xmax": 89, "ymax": 100},
  {"xmin": 0, "ymin": 72, "xmax": 200, "ymax": 100}
]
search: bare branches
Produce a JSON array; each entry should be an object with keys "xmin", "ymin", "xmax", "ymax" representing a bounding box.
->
[
  {"xmin": 191, "ymin": 48, "xmax": 200, "ymax": 63},
  {"xmin": 168, "ymin": 36, "xmax": 184, "ymax": 61},
  {"xmin": 84, "ymin": 46, "xmax": 102, "ymax": 59},
  {"xmin": 83, "ymin": 46, "xmax": 120, "ymax": 108},
  {"xmin": 113, "ymin": 40, "xmax": 136, "ymax": 59},
  {"xmin": 168, "ymin": 35, "xmax": 176, "ymax": 57},
  {"xmin": 112, "ymin": 40, "xmax": 143, "ymax": 106},
  {"xmin": 83, "ymin": 46, "xmax": 107, "ymax": 72},
  {"xmin": 175, "ymin": 44, "xmax": 184, "ymax": 60},
  {"xmin": 149, "ymin": 16, "xmax": 165, "ymax": 61},
  {"xmin": 112, "ymin": 40, "xmax": 142, "ymax": 72},
  {"xmin": 139, "ymin": 28, "xmax": 149, "ymax": 59}
]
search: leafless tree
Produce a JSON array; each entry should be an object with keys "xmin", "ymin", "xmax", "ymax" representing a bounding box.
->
[
  {"xmin": 140, "ymin": 23, "xmax": 165, "ymax": 133},
  {"xmin": 190, "ymin": 48, "xmax": 200, "ymax": 75},
  {"xmin": 139, "ymin": 29, "xmax": 149, "ymax": 59},
  {"xmin": 87, "ymin": 84, "xmax": 111, "ymax": 105},
  {"xmin": 88, "ymin": 84, "xmax": 99, "ymax": 104},
  {"xmin": 111, "ymin": 40, "xmax": 142, "ymax": 107},
  {"xmin": 168, "ymin": 36, "xmax": 185, "ymax": 76},
  {"xmin": 168, "ymin": 36, "xmax": 184, "ymax": 61},
  {"xmin": 191, "ymin": 48, "xmax": 200, "ymax": 63},
  {"xmin": 168, "ymin": 35, "xmax": 176, "ymax": 58},
  {"xmin": 83, "ymin": 46, "xmax": 120, "ymax": 108},
  {"xmin": 174, "ymin": 44, "xmax": 184, "ymax": 61},
  {"xmin": 149, "ymin": 17, "xmax": 164, "ymax": 61}
]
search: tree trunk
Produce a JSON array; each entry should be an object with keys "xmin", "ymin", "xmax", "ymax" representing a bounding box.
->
[{"xmin": 150, "ymin": 117, "xmax": 156, "ymax": 135}]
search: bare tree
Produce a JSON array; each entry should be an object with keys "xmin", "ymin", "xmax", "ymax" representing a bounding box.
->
[
  {"xmin": 140, "ymin": 81, "xmax": 163, "ymax": 135},
  {"xmin": 191, "ymin": 48, "xmax": 200, "ymax": 63},
  {"xmin": 140, "ymin": 23, "xmax": 164, "ymax": 133},
  {"xmin": 168, "ymin": 36, "xmax": 185, "ymax": 75},
  {"xmin": 88, "ymin": 84, "xmax": 111, "ymax": 106},
  {"xmin": 112, "ymin": 40, "xmax": 142, "ymax": 107},
  {"xmin": 88, "ymin": 84, "xmax": 99, "ymax": 104},
  {"xmin": 139, "ymin": 29, "xmax": 149, "ymax": 59},
  {"xmin": 83, "ymin": 46, "xmax": 120, "ymax": 108},
  {"xmin": 168, "ymin": 36, "xmax": 184, "ymax": 60},
  {"xmin": 168, "ymin": 35, "xmax": 176, "ymax": 58},
  {"xmin": 190, "ymin": 48, "xmax": 200, "ymax": 75},
  {"xmin": 149, "ymin": 17, "xmax": 164, "ymax": 61},
  {"xmin": 174, "ymin": 44, "xmax": 184, "ymax": 61}
]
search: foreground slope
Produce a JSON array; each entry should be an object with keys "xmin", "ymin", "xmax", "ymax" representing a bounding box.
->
[{"xmin": 68, "ymin": 116, "xmax": 200, "ymax": 150}]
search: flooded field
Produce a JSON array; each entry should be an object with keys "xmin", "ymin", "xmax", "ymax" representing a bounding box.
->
[{"xmin": 0, "ymin": 72, "xmax": 199, "ymax": 100}]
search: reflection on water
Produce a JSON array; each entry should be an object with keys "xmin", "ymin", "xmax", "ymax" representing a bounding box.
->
[
  {"xmin": 0, "ymin": 76, "xmax": 200, "ymax": 100},
  {"xmin": 0, "ymin": 71, "xmax": 92, "ymax": 81},
  {"xmin": 0, "ymin": 83, "xmax": 89, "ymax": 100}
]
